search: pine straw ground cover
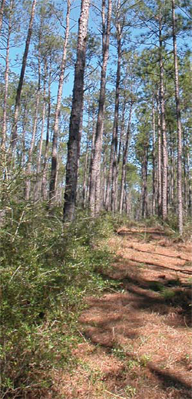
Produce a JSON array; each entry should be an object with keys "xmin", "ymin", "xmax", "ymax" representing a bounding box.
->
[{"xmin": 53, "ymin": 225, "xmax": 192, "ymax": 399}]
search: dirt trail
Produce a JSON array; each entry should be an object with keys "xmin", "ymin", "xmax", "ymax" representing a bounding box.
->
[{"xmin": 56, "ymin": 226, "xmax": 192, "ymax": 399}]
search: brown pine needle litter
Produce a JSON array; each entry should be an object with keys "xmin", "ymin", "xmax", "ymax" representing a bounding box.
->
[{"xmin": 53, "ymin": 226, "xmax": 192, "ymax": 399}]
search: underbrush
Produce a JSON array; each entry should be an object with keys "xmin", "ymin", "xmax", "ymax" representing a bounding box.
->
[
  {"xmin": 140, "ymin": 214, "xmax": 192, "ymax": 240},
  {"xmin": 0, "ymin": 204, "xmax": 117, "ymax": 398}
]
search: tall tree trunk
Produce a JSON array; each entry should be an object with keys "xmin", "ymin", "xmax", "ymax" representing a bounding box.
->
[
  {"xmin": 0, "ymin": 0, "xmax": 6, "ymax": 36},
  {"xmin": 42, "ymin": 63, "xmax": 50, "ymax": 201},
  {"xmin": 159, "ymin": 18, "xmax": 168, "ymax": 221},
  {"xmin": 116, "ymin": 97, "xmax": 126, "ymax": 211},
  {"xmin": 10, "ymin": 0, "xmax": 37, "ymax": 153},
  {"xmin": 157, "ymin": 96, "xmax": 162, "ymax": 217},
  {"xmin": 152, "ymin": 95, "xmax": 157, "ymax": 215},
  {"xmin": 49, "ymin": 0, "xmax": 71, "ymax": 207},
  {"xmin": 21, "ymin": 106, "xmax": 27, "ymax": 168},
  {"xmin": 169, "ymin": 133, "xmax": 175, "ymax": 210},
  {"xmin": 111, "ymin": 2, "xmax": 122, "ymax": 213},
  {"xmin": 119, "ymin": 102, "xmax": 133, "ymax": 214},
  {"xmin": 183, "ymin": 152, "xmax": 187, "ymax": 216},
  {"xmin": 82, "ymin": 140, "xmax": 89, "ymax": 208},
  {"xmin": 63, "ymin": 0, "xmax": 90, "ymax": 221},
  {"xmin": 102, "ymin": 152, "xmax": 107, "ymax": 208},
  {"xmin": 184, "ymin": 139, "xmax": 190, "ymax": 216},
  {"xmin": 88, "ymin": 104, "xmax": 97, "ymax": 202},
  {"xmin": 25, "ymin": 48, "xmax": 41, "ymax": 200},
  {"xmin": 117, "ymin": 94, "xmax": 126, "ymax": 167},
  {"xmin": 34, "ymin": 66, "xmax": 47, "ymax": 201},
  {"xmin": 172, "ymin": 0, "xmax": 183, "ymax": 235},
  {"xmin": 141, "ymin": 142, "xmax": 148, "ymax": 219},
  {"xmin": 182, "ymin": 132, "xmax": 189, "ymax": 215},
  {"xmin": 1, "ymin": 0, "xmax": 13, "ymax": 161},
  {"xmin": 89, "ymin": 0, "xmax": 112, "ymax": 217},
  {"xmin": 82, "ymin": 99, "xmax": 93, "ymax": 207},
  {"xmin": 126, "ymin": 190, "xmax": 132, "ymax": 217}
]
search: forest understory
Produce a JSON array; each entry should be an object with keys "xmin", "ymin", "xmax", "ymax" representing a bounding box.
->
[
  {"xmin": 0, "ymin": 1, "xmax": 192, "ymax": 397},
  {"xmin": 1, "ymin": 213, "xmax": 192, "ymax": 399},
  {"xmin": 51, "ymin": 224, "xmax": 192, "ymax": 399}
]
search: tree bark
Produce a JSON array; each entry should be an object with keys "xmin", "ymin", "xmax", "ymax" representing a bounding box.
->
[
  {"xmin": 82, "ymin": 139, "xmax": 89, "ymax": 208},
  {"xmin": 183, "ymin": 149, "xmax": 187, "ymax": 216},
  {"xmin": 111, "ymin": 3, "xmax": 122, "ymax": 213},
  {"xmin": 159, "ymin": 18, "xmax": 168, "ymax": 221},
  {"xmin": 0, "ymin": 0, "xmax": 6, "ymax": 36},
  {"xmin": 25, "ymin": 46, "xmax": 41, "ymax": 201},
  {"xmin": 184, "ymin": 139, "xmax": 191, "ymax": 216},
  {"xmin": 152, "ymin": 95, "xmax": 157, "ymax": 215},
  {"xmin": 141, "ymin": 140, "xmax": 148, "ymax": 219},
  {"xmin": 1, "ymin": 0, "xmax": 13, "ymax": 160},
  {"xmin": 21, "ymin": 105, "xmax": 27, "ymax": 169},
  {"xmin": 89, "ymin": 0, "xmax": 112, "ymax": 217},
  {"xmin": 172, "ymin": 0, "xmax": 183, "ymax": 235},
  {"xmin": 119, "ymin": 102, "xmax": 133, "ymax": 214},
  {"xmin": 63, "ymin": 0, "xmax": 90, "ymax": 221},
  {"xmin": 117, "ymin": 93, "xmax": 126, "ymax": 167},
  {"xmin": 88, "ymin": 103, "xmax": 97, "ymax": 202},
  {"xmin": 42, "ymin": 63, "xmax": 51, "ymax": 201},
  {"xmin": 126, "ymin": 190, "xmax": 132, "ymax": 217},
  {"xmin": 49, "ymin": 0, "xmax": 71, "ymax": 207},
  {"xmin": 157, "ymin": 96, "xmax": 162, "ymax": 217},
  {"xmin": 169, "ymin": 132, "xmax": 175, "ymax": 210},
  {"xmin": 34, "ymin": 65, "xmax": 47, "ymax": 201},
  {"xmin": 10, "ymin": 0, "xmax": 37, "ymax": 153}
]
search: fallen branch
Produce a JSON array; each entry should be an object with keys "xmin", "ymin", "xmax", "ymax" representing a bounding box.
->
[{"xmin": 123, "ymin": 256, "xmax": 192, "ymax": 275}]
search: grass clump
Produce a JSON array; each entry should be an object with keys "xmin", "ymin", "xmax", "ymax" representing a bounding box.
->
[
  {"xmin": 160, "ymin": 288, "xmax": 176, "ymax": 300},
  {"xmin": 0, "ymin": 203, "xmax": 116, "ymax": 398},
  {"xmin": 124, "ymin": 385, "xmax": 137, "ymax": 398},
  {"xmin": 111, "ymin": 345, "xmax": 127, "ymax": 360}
]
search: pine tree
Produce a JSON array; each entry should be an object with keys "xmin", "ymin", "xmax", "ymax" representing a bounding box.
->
[
  {"xmin": 89, "ymin": 0, "xmax": 112, "ymax": 217},
  {"xmin": 63, "ymin": 0, "xmax": 91, "ymax": 221}
]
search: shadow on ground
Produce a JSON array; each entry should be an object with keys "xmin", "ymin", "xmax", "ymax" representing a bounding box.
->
[
  {"xmin": 148, "ymin": 362, "xmax": 192, "ymax": 399},
  {"xmin": 79, "ymin": 227, "xmax": 192, "ymax": 399},
  {"xmin": 97, "ymin": 261, "xmax": 192, "ymax": 327}
]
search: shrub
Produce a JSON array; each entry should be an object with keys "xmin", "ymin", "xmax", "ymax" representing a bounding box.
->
[{"xmin": 0, "ymin": 203, "xmax": 116, "ymax": 398}]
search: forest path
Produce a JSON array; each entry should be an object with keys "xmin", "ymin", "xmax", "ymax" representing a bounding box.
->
[{"xmin": 56, "ymin": 226, "xmax": 192, "ymax": 399}]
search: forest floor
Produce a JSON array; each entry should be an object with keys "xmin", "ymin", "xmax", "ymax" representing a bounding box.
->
[{"xmin": 54, "ymin": 225, "xmax": 192, "ymax": 399}]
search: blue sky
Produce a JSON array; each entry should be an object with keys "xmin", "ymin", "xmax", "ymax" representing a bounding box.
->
[{"xmin": 1, "ymin": 0, "xmax": 191, "ymax": 116}]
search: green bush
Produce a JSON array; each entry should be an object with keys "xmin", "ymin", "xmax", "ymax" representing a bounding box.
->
[{"xmin": 0, "ymin": 203, "xmax": 116, "ymax": 398}]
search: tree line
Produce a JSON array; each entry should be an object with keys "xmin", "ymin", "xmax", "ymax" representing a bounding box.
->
[{"xmin": 0, "ymin": 0, "xmax": 192, "ymax": 234}]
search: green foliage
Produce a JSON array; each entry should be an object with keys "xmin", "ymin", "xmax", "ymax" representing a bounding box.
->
[
  {"xmin": 0, "ymin": 204, "xmax": 116, "ymax": 398},
  {"xmin": 124, "ymin": 384, "xmax": 137, "ymax": 398},
  {"xmin": 97, "ymin": 211, "xmax": 139, "ymax": 232},
  {"xmin": 111, "ymin": 345, "xmax": 127, "ymax": 360},
  {"xmin": 165, "ymin": 212, "xmax": 179, "ymax": 231},
  {"xmin": 160, "ymin": 288, "xmax": 176, "ymax": 300},
  {"xmin": 149, "ymin": 281, "xmax": 165, "ymax": 292},
  {"xmin": 140, "ymin": 354, "xmax": 151, "ymax": 367}
]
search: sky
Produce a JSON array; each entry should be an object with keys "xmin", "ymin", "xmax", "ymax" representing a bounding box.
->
[
  {"xmin": 1, "ymin": 0, "xmax": 191, "ymax": 128},
  {"xmin": 1, "ymin": 0, "xmax": 152, "ymax": 101}
]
